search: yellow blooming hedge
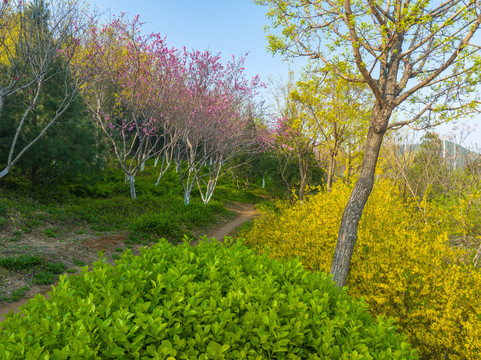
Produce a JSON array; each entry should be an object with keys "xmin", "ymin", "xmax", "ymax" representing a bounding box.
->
[{"xmin": 245, "ymin": 180, "xmax": 481, "ymax": 359}]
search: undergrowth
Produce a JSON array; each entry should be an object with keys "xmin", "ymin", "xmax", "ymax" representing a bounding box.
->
[{"xmin": 245, "ymin": 180, "xmax": 481, "ymax": 359}]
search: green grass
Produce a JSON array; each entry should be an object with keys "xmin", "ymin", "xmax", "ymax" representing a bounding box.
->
[
  {"xmin": 44, "ymin": 228, "xmax": 57, "ymax": 238},
  {"xmin": 0, "ymin": 255, "xmax": 42, "ymax": 270},
  {"xmin": 1, "ymin": 286, "xmax": 30, "ymax": 302},
  {"xmin": 72, "ymin": 259, "xmax": 86, "ymax": 266},
  {"xmin": 0, "ymin": 162, "xmax": 269, "ymax": 246},
  {"xmin": 33, "ymin": 271, "xmax": 54, "ymax": 285},
  {"xmin": 0, "ymin": 255, "xmax": 67, "ymax": 291}
]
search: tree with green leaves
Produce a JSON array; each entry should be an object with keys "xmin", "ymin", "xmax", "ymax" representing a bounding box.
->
[
  {"xmin": 0, "ymin": 1, "xmax": 100, "ymax": 190},
  {"xmin": 256, "ymin": 0, "xmax": 481, "ymax": 287},
  {"xmin": 0, "ymin": 0, "xmax": 92, "ymax": 181},
  {"xmin": 269, "ymin": 72, "xmax": 324, "ymax": 201},
  {"xmin": 0, "ymin": 73, "xmax": 101, "ymax": 189},
  {"xmin": 292, "ymin": 68, "xmax": 371, "ymax": 191}
]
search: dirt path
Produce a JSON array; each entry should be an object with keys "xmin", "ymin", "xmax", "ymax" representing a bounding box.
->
[
  {"xmin": 0, "ymin": 203, "xmax": 259, "ymax": 322},
  {"xmin": 207, "ymin": 202, "xmax": 258, "ymax": 241}
]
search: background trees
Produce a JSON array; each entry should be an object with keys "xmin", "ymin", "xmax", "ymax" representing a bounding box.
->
[
  {"xmin": 0, "ymin": 0, "xmax": 91, "ymax": 181},
  {"xmin": 78, "ymin": 15, "xmax": 182, "ymax": 199},
  {"xmin": 77, "ymin": 16, "xmax": 263, "ymax": 201},
  {"xmin": 292, "ymin": 68, "xmax": 371, "ymax": 191},
  {"xmin": 256, "ymin": 0, "xmax": 481, "ymax": 288}
]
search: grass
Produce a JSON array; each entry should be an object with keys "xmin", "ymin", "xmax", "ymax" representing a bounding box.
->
[
  {"xmin": 0, "ymin": 255, "xmax": 67, "ymax": 289},
  {"xmin": 33, "ymin": 271, "xmax": 54, "ymax": 285},
  {"xmin": 0, "ymin": 163, "xmax": 262, "ymax": 241},
  {"xmin": 0, "ymin": 160, "xmax": 270, "ymax": 303},
  {"xmin": 1, "ymin": 286, "xmax": 30, "ymax": 302},
  {"xmin": 44, "ymin": 228, "xmax": 57, "ymax": 238},
  {"xmin": 72, "ymin": 259, "xmax": 86, "ymax": 266}
]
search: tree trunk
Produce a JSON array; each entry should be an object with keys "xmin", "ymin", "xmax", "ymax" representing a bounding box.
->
[
  {"xmin": 327, "ymin": 152, "xmax": 336, "ymax": 191},
  {"xmin": 330, "ymin": 105, "xmax": 390, "ymax": 288},
  {"xmin": 128, "ymin": 175, "xmax": 137, "ymax": 199},
  {"xmin": 298, "ymin": 160, "xmax": 308, "ymax": 202},
  {"xmin": 0, "ymin": 168, "xmax": 9, "ymax": 180}
]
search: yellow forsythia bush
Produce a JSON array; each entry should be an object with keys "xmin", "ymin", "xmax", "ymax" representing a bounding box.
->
[{"xmin": 245, "ymin": 180, "xmax": 481, "ymax": 359}]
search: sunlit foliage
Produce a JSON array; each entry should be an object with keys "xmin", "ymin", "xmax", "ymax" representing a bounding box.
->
[{"xmin": 245, "ymin": 180, "xmax": 481, "ymax": 359}]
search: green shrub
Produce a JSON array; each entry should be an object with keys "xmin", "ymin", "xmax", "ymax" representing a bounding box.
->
[
  {"xmin": 130, "ymin": 213, "xmax": 181, "ymax": 238},
  {"xmin": 0, "ymin": 200, "xmax": 8, "ymax": 216},
  {"xmin": 33, "ymin": 271, "xmax": 54, "ymax": 285},
  {"xmin": 44, "ymin": 262, "xmax": 66, "ymax": 274},
  {"xmin": 0, "ymin": 255, "xmax": 42, "ymax": 270},
  {"xmin": 44, "ymin": 228, "xmax": 57, "ymax": 238},
  {"xmin": 0, "ymin": 239, "xmax": 417, "ymax": 359}
]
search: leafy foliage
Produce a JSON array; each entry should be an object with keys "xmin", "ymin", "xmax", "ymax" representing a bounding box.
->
[
  {"xmin": 245, "ymin": 180, "xmax": 481, "ymax": 359},
  {"xmin": 1, "ymin": 286, "xmax": 30, "ymax": 303},
  {"xmin": 130, "ymin": 213, "xmax": 182, "ymax": 238},
  {"xmin": 0, "ymin": 255, "xmax": 42, "ymax": 270},
  {"xmin": 32, "ymin": 271, "xmax": 53, "ymax": 285},
  {"xmin": 0, "ymin": 239, "xmax": 417, "ymax": 359}
]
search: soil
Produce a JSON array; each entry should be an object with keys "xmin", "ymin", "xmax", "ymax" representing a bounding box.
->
[{"xmin": 0, "ymin": 202, "xmax": 258, "ymax": 321}]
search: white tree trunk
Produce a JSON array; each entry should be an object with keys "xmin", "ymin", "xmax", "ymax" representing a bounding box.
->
[
  {"xmin": 127, "ymin": 175, "xmax": 137, "ymax": 199},
  {"xmin": 183, "ymin": 191, "xmax": 190, "ymax": 205},
  {"xmin": 0, "ymin": 168, "xmax": 9, "ymax": 180}
]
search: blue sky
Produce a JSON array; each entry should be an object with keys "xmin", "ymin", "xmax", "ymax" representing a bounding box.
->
[
  {"xmin": 90, "ymin": 1, "xmax": 480, "ymax": 149},
  {"xmin": 90, "ymin": 1, "xmax": 304, "ymax": 89}
]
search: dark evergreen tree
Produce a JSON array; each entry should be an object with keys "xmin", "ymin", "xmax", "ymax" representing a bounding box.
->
[{"xmin": 0, "ymin": 0, "xmax": 102, "ymax": 190}]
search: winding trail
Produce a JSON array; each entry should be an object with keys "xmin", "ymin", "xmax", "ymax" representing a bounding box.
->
[
  {"xmin": 207, "ymin": 202, "xmax": 258, "ymax": 241},
  {"xmin": 0, "ymin": 203, "xmax": 259, "ymax": 322}
]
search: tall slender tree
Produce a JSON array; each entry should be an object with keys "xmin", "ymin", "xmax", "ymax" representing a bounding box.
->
[{"xmin": 256, "ymin": 0, "xmax": 481, "ymax": 287}]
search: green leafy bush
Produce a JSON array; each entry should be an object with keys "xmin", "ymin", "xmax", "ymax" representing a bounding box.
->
[
  {"xmin": 72, "ymin": 259, "xmax": 85, "ymax": 266},
  {"xmin": 130, "ymin": 213, "xmax": 181, "ymax": 238},
  {"xmin": 44, "ymin": 228, "xmax": 57, "ymax": 238},
  {"xmin": 44, "ymin": 262, "xmax": 66, "ymax": 274},
  {"xmin": 0, "ymin": 255, "xmax": 42, "ymax": 270},
  {"xmin": 33, "ymin": 271, "xmax": 54, "ymax": 285},
  {"xmin": 0, "ymin": 239, "xmax": 417, "ymax": 359}
]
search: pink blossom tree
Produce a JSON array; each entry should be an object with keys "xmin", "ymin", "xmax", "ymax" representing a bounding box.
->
[
  {"xmin": 174, "ymin": 50, "xmax": 263, "ymax": 204},
  {"xmin": 77, "ymin": 15, "xmax": 182, "ymax": 198}
]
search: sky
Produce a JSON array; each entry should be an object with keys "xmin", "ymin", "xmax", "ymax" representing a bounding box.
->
[
  {"xmin": 89, "ymin": 1, "xmax": 302, "ymax": 87},
  {"xmin": 89, "ymin": 0, "xmax": 480, "ymax": 150}
]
